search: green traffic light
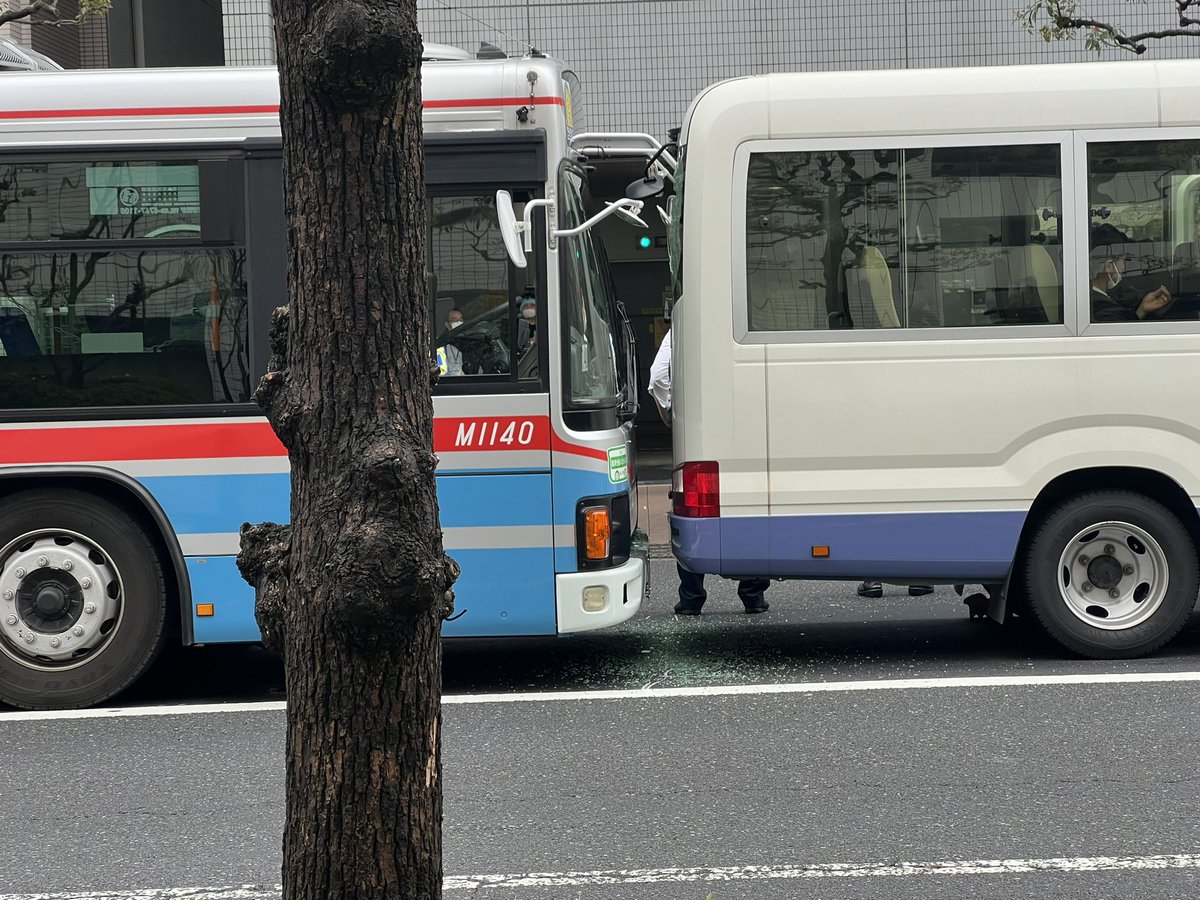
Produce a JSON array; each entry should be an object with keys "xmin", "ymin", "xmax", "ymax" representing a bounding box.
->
[{"xmin": 639, "ymin": 236, "xmax": 652, "ymax": 249}]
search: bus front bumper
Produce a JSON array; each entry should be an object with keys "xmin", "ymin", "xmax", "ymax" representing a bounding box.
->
[{"xmin": 556, "ymin": 529, "xmax": 648, "ymax": 633}]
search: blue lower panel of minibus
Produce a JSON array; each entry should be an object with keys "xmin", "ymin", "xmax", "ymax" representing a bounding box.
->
[{"xmin": 673, "ymin": 510, "xmax": 1026, "ymax": 581}]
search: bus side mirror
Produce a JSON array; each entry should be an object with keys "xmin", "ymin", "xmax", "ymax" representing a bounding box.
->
[
  {"xmin": 626, "ymin": 173, "xmax": 666, "ymax": 200},
  {"xmin": 496, "ymin": 190, "xmax": 647, "ymax": 269},
  {"xmin": 496, "ymin": 190, "xmax": 529, "ymax": 269}
]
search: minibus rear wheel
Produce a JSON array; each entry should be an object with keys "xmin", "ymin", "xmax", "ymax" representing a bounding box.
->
[
  {"xmin": 0, "ymin": 489, "xmax": 169, "ymax": 710},
  {"xmin": 1024, "ymin": 490, "xmax": 1198, "ymax": 659}
]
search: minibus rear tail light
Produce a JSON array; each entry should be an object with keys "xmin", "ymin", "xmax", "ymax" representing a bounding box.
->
[{"xmin": 673, "ymin": 461, "xmax": 720, "ymax": 518}]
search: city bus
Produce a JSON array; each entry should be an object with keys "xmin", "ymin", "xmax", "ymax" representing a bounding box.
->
[
  {"xmin": 0, "ymin": 46, "xmax": 647, "ymax": 710},
  {"xmin": 664, "ymin": 59, "xmax": 1200, "ymax": 659}
]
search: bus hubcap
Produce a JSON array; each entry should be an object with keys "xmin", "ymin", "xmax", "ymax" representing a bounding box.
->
[
  {"xmin": 0, "ymin": 531, "xmax": 122, "ymax": 666},
  {"xmin": 1057, "ymin": 521, "xmax": 1168, "ymax": 630}
]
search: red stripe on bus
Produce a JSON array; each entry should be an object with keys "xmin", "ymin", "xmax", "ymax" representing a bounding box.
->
[
  {"xmin": 0, "ymin": 422, "xmax": 286, "ymax": 464},
  {"xmin": 0, "ymin": 417, "xmax": 605, "ymax": 465},
  {"xmin": 423, "ymin": 96, "xmax": 565, "ymax": 109},
  {"xmin": 0, "ymin": 96, "xmax": 564, "ymax": 121},
  {"xmin": 550, "ymin": 432, "xmax": 609, "ymax": 461},
  {"xmin": 0, "ymin": 105, "xmax": 281, "ymax": 120}
]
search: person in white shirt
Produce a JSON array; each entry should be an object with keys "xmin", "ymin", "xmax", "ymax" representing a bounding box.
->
[{"xmin": 649, "ymin": 328, "xmax": 769, "ymax": 615}]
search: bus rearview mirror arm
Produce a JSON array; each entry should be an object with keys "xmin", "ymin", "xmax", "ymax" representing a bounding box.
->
[{"xmin": 495, "ymin": 191, "xmax": 646, "ymax": 269}]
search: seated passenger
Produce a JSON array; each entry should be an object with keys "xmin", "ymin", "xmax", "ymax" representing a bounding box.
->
[{"xmin": 1090, "ymin": 224, "xmax": 1173, "ymax": 322}]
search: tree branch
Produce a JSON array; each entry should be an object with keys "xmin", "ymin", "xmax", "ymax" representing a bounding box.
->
[
  {"xmin": 1054, "ymin": 16, "xmax": 1200, "ymax": 53},
  {"xmin": 0, "ymin": 0, "xmax": 109, "ymax": 29},
  {"xmin": 1018, "ymin": 1, "xmax": 1200, "ymax": 54}
]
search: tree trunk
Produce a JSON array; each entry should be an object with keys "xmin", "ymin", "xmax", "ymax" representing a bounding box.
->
[{"xmin": 237, "ymin": 3, "xmax": 458, "ymax": 898}]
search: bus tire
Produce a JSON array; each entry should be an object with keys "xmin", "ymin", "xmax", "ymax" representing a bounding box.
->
[
  {"xmin": 0, "ymin": 489, "xmax": 169, "ymax": 710},
  {"xmin": 1023, "ymin": 490, "xmax": 1198, "ymax": 659}
]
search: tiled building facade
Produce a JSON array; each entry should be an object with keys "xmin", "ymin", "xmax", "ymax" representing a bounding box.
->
[{"xmin": 2, "ymin": 3, "xmax": 1198, "ymax": 128}]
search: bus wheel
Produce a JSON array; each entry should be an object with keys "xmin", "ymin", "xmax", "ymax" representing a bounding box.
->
[
  {"xmin": 1024, "ymin": 490, "xmax": 1199, "ymax": 659},
  {"xmin": 0, "ymin": 489, "xmax": 168, "ymax": 710}
]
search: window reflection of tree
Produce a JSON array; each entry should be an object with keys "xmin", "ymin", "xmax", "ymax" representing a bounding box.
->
[
  {"xmin": 747, "ymin": 150, "xmax": 901, "ymax": 329},
  {"xmin": 208, "ymin": 249, "xmax": 250, "ymax": 402}
]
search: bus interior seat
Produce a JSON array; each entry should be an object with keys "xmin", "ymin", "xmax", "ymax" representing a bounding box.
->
[
  {"xmin": 1019, "ymin": 243, "xmax": 1061, "ymax": 324},
  {"xmin": 0, "ymin": 308, "xmax": 41, "ymax": 356},
  {"xmin": 1172, "ymin": 240, "xmax": 1200, "ymax": 297},
  {"xmin": 988, "ymin": 245, "xmax": 1061, "ymax": 324},
  {"xmin": 857, "ymin": 246, "xmax": 900, "ymax": 328}
]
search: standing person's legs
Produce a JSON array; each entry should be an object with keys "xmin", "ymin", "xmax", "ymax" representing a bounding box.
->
[
  {"xmin": 675, "ymin": 563, "xmax": 706, "ymax": 615},
  {"xmin": 737, "ymin": 578, "xmax": 770, "ymax": 613}
]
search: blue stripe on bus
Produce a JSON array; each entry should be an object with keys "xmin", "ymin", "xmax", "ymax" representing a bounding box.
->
[
  {"xmin": 188, "ymin": 556, "xmax": 258, "ymax": 644},
  {"xmin": 436, "ymin": 473, "xmax": 552, "ymax": 528},
  {"xmin": 550, "ymin": 466, "xmax": 628, "ymax": 526},
  {"xmin": 141, "ymin": 470, "xmax": 561, "ymax": 534},
  {"xmin": 189, "ymin": 545, "xmax": 558, "ymax": 642},
  {"xmin": 141, "ymin": 473, "xmax": 290, "ymax": 536},
  {"xmin": 672, "ymin": 510, "xmax": 1027, "ymax": 581},
  {"xmin": 442, "ymin": 546, "xmax": 557, "ymax": 636}
]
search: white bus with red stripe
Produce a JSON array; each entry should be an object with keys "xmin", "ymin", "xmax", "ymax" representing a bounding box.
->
[{"xmin": 0, "ymin": 50, "xmax": 646, "ymax": 710}]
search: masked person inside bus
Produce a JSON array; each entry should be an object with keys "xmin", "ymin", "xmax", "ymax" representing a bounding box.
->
[
  {"xmin": 649, "ymin": 327, "xmax": 770, "ymax": 615},
  {"xmin": 1090, "ymin": 224, "xmax": 1175, "ymax": 322},
  {"xmin": 436, "ymin": 307, "xmax": 465, "ymax": 377}
]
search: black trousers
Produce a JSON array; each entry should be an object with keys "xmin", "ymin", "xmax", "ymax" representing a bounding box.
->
[{"xmin": 677, "ymin": 564, "xmax": 769, "ymax": 610}]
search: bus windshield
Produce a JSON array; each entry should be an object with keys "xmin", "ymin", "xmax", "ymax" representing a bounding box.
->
[{"xmin": 558, "ymin": 166, "xmax": 618, "ymax": 407}]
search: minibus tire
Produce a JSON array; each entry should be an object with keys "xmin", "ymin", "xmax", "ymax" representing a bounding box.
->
[
  {"xmin": 1023, "ymin": 490, "xmax": 1198, "ymax": 659},
  {"xmin": 0, "ymin": 489, "xmax": 169, "ymax": 710}
]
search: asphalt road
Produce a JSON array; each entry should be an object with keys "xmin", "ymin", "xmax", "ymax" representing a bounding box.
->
[{"xmin": 4, "ymin": 560, "xmax": 1200, "ymax": 899}]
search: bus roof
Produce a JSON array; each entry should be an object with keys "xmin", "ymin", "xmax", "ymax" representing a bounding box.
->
[
  {"xmin": 0, "ymin": 56, "xmax": 577, "ymax": 146},
  {"xmin": 681, "ymin": 59, "xmax": 1200, "ymax": 145}
]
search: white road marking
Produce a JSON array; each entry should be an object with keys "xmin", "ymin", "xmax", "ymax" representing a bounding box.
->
[
  {"xmin": 0, "ymin": 889, "xmax": 280, "ymax": 900},
  {"xmin": 4, "ymin": 670, "xmax": 1200, "ymax": 722},
  {"xmin": 442, "ymin": 853, "xmax": 1200, "ymax": 889},
  {"xmin": 4, "ymin": 853, "xmax": 1200, "ymax": 898}
]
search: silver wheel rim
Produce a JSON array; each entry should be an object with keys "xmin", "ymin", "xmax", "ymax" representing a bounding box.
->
[
  {"xmin": 0, "ymin": 529, "xmax": 124, "ymax": 671},
  {"xmin": 1056, "ymin": 520, "xmax": 1168, "ymax": 631}
]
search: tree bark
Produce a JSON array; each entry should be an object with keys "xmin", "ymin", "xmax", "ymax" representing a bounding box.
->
[{"xmin": 237, "ymin": 2, "xmax": 458, "ymax": 898}]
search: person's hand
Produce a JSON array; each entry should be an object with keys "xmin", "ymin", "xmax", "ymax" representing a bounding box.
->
[{"xmin": 1137, "ymin": 286, "xmax": 1173, "ymax": 319}]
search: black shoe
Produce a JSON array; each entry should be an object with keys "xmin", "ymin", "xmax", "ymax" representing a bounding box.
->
[
  {"xmin": 743, "ymin": 599, "xmax": 769, "ymax": 614},
  {"xmin": 857, "ymin": 581, "xmax": 882, "ymax": 598},
  {"xmin": 673, "ymin": 601, "xmax": 703, "ymax": 615},
  {"xmin": 908, "ymin": 585, "xmax": 934, "ymax": 596}
]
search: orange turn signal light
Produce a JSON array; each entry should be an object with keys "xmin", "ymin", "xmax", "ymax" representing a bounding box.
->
[
  {"xmin": 196, "ymin": 603, "xmax": 215, "ymax": 617},
  {"xmin": 811, "ymin": 546, "xmax": 830, "ymax": 558},
  {"xmin": 584, "ymin": 507, "xmax": 611, "ymax": 560}
]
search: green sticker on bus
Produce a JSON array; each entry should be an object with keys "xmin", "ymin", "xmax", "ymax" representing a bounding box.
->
[{"xmin": 607, "ymin": 445, "xmax": 628, "ymax": 483}]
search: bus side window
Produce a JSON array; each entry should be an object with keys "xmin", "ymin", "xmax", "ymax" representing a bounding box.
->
[
  {"xmin": 1087, "ymin": 140, "xmax": 1200, "ymax": 323},
  {"xmin": 744, "ymin": 144, "xmax": 1063, "ymax": 331}
]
